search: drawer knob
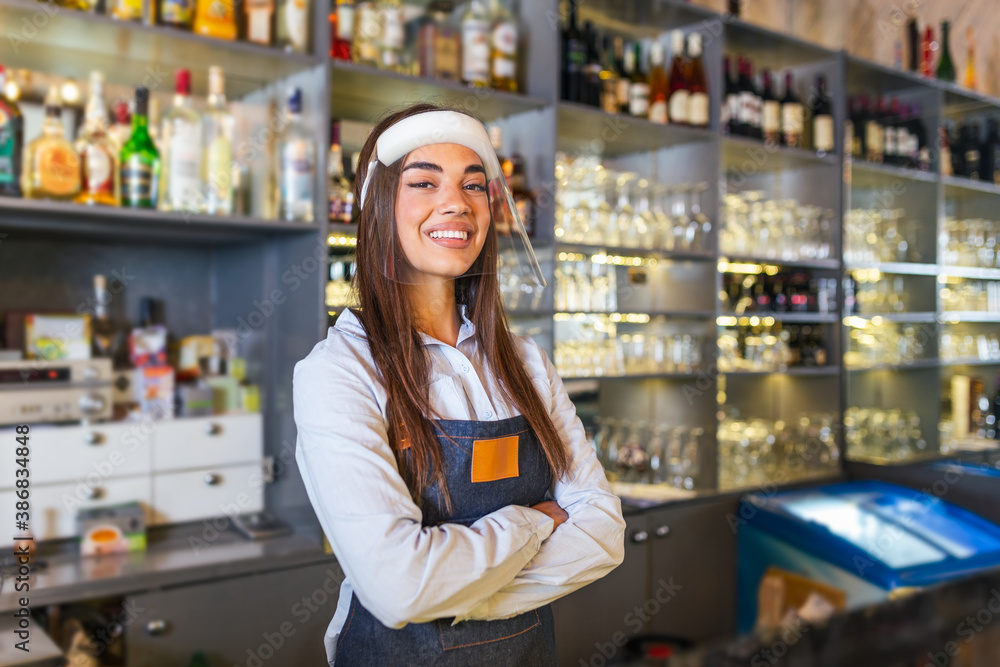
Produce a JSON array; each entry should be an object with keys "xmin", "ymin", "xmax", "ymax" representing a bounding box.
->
[
  {"xmin": 630, "ymin": 530, "xmax": 649, "ymax": 544},
  {"xmin": 84, "ymin": 432, "xmax": 105, "ymax": 446},
  {"xmin": 204, "ymin": 473, "xmax": 222, "ymax": 486},
  {"xmin": 145, "ymin": 620, "xmax": 169, "ymax": 636},
  {"xmin": 85, "ymin": 487, "xmax": 105, "ymax": 500},
  {"xmin": 655, "ymin": 524, "xmax": 671, "ymax": 538},
  {"xmin": 205, "ymin": 423, "xmax": 223, "ymax": 436},
  {"xmin": 79, "ymin": 392, "xmax": 107, "ymax": 416}
]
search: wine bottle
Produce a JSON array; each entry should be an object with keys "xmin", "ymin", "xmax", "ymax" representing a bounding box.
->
[
  {"xmin": 648, "ymin": 40, "xmax": 668, "ymax": 123},
  {"xmin": 737, "ymin": 57, "xmax": 754, "ymax": 138},
  {"xmin": 722, "ymin": 56, "xmax": 737, "ymax": 136},
  {"xmin": 936, "ymin": 20, "xmax": 956, "ymax": 83},
  {"xmin": 920, "ymin": 26, "xmax": 933, "ymax": 78},
  {"xmin": 883, "ymin": 97, "xmax": 901, "ymax": 166},
  {"xmin": 940, "ymin": 124, "xmax": 953, "ymax": 177},
  {"xmin": 980, "ymin": 119, "xmax": 1000, "ymax": 186},
  {"xmin": 599, "ymin": 35, "xmax": 620, "ymax": 114},
  {"xmin": 615, "ymin": 37, "xmax": 630, "ymax": 114},
  {"xmin": 582, "ymin": 21, "xmax": 602, "ymax": 107},
  {"xmin": 687, "ymin": 33, "xmax": 708, "ymax": 128},
  {"xmin": 748, "ymin": 60, "xmax": 762, "ymax": 139},
  {"xmin": 811, "ymin": 75, "xmax": 833, "ymax": 155},
  {"xmin": 966, "ymin": 123, "xmax": 981, "ymax": 180},
  {"xmin": 628, "ymin": 42, "xmax": 650, "ymax": 118},
  {"xmin": 779, "ymin": 71, "xmax": 802, "ymax": 148},
  {"xmin": 120, "ymin": 87, "xmax": 160, "ymax": 209},
  {"xmin": 666, "ymin": 30, "xmax": 688, "ymax": 125},
  {"xmin": 761, "ymin": 68, "xmax": 779, "ymax": 144},
  {"xmin": 963, "ymin": 26, "xmax": 977, "ymax": 90},
  {"xmin": 561, "ymin": 1, "xmax": 585, "ymax": 102},
  {"xmin": 906, "ymin": 13, "xmax": 919, "ymax": 72}
]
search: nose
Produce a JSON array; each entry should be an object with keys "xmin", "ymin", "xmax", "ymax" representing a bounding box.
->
[{"xmin": 436, "ymin": 179, "xmax": 472, "ymax": 217}]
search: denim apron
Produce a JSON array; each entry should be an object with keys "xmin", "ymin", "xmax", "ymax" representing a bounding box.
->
[{"xmin": 334, "ymin": 414, "xmax": 558, "ymax": 666}]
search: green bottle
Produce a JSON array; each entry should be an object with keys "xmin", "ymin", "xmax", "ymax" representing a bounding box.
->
[
  {"xmin": 936, "ymin": 20, "xmax": 956, "ymax": 83},
  {"xmin": 120, "ymin": 86, "xmax": 161, "ymax": 209}
]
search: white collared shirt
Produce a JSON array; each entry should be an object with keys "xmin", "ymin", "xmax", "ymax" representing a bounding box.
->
[{"xmin": 293, "ymin": 306, "xmax": 626, "ymax": 664}]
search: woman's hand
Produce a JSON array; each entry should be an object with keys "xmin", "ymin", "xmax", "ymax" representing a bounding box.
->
[{"xmin": 530, "ymin": 500, "xmax": 568, "ymax": 530}]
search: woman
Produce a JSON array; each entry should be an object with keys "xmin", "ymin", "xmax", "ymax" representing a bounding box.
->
[{"xmin": 293, "ymin": 102, "xmax": 625, "ymax": 666}]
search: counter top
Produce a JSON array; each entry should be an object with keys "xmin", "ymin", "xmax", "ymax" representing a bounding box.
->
[{"xmin": 0, "ymin": 509, "xmax": 335, "ymax": 612}]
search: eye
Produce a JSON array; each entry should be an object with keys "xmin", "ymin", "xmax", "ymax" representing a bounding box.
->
[
  {"xmin": 464, "ymin": 182, "xmax": 487, "ymax": 192},
  {"xmin": 407, "ymin": 181, "xmax": 435, "ymax": 189}
]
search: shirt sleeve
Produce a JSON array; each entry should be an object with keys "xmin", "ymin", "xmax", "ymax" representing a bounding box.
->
[
  {"xmin": 455, "ymin": 338, "xmax": 626, "ymax": 622},
  {"xmin": 293, "ymin": 339, "xmax": 556, "ymax": 629}
]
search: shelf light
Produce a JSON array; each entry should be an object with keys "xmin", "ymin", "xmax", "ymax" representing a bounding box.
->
[
  {"xmin": 843, "ymin": 316, "xmax": 869, "ymax": 328},
  {"xmin": 327, "ymin": 234, "xmax": 357, "ymax": 246},
  {"xmin": 4, "ymin": 79, "xmax": 20, "ymax": 102},
  {"xmin": 852, "ymin": 268, "xmax": 882, "ymax": 283},
  {"xmin": 717, "ymin": 259, "xmax": 781, "ymax": 275},
  {"xmin": 717, "ymin": 316, "xmax": 738, "ymax": 327}
]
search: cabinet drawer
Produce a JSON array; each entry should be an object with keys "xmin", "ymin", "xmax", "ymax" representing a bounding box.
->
[
  {"xmin": 152, "ymin": 413, "xmax": 262, "ymax": 473},
  {"xmin": 0, "ymin": 422, "xmax": 152, "ymax": 488},
  {"xmin": 0, "ymin": 476, "xmax": 152, "ymax": 543},
  {"xmin": 150, "ymin": 462, "xmax": 264, "ymax": 525}
]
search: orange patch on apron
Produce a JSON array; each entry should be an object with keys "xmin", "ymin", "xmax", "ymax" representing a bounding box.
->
[{"xmin": 471, "ymin": 435, "xmax": 520, "ymax": 482}]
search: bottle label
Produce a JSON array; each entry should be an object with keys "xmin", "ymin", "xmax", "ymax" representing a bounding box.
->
[
  {"xmin": 649, "ymin": 100, "xmax": 667, "ymax": 124},
  {"xmin": 781, "ymin": 103, "xmax": 803, "ymax": 143},
  {"xmin": 628, "ymin": 83, "xmax": 650, "ymax": 117},
  {"xmin": 281, "ymin": 140, "xmax": 315, "ymax": 208},
  {"xmin": 207, "ymin": 136, "xmax": 233, "ymax": 212},
  {"xmin": 82, "ymin": 144, "xmax": 114, "ymax": 195},
  {"xmin": 285, "ymin": 0, "xmax": 309, "ymax": 50},
  {"xmin": 725, "ymin": 93, "xmax": 739, "ymax": 128},
  {"xmin": 492, "ymin": 55, "xmax": 516, "ymax": 80},
  {"xmin": 462, "ymin": 19, "xmax": 490, "ymax": 84},
  {"xmin": 492, "ymin": 21, "xmax": 517, "ymax": 56},
  {"xmin": 865, "ymin": 121, "xmax": 881, "ymax": 158},
  {"xmin": 884, "ymin": 126, "xmax": 897, "ymax": 156},
  {"xmin": 813, "ymin": 115, "xmax": 834, "ymax": 152},
  {"xmin": 336, "ymin": 5, "xmax": 354, "ymax": 40},
  {"xmin": 0, "ymin": 106, "xmax": 14, "ymax": 185},
  {"xmin": 668, "ymin": 89, "xmax": 689, "ymax": 123},
  {"xmin": 381, "ymin": 8, "xmax": 403, "ymax": 49},
  {"xmin": 433, "ymin": 33, "xmax": 461, "ymax": 80},
  {"xmin": 115, "ymin": 0, "xmax": 142, "ymax": 20},
  {"xmin": 161, "ymin": 0, "xmax": 194, "ymax": 24},
  {"xmin": 356, "ymin": 7, "xmax": 380, "ymax": 62},
  {"xmin": 762, "ymin": 100, "xmax": 780, "ymax": 134},
  {"xmin": 615, "ymin": 79, "xmax": 631, "ymax": 110},
  {"xmin": 739, "ymin": 91, "xmax": 754, "ymax": 125},
  {"xmin": 37, "ymin": 146, "xmax": 80, "ymax": 196},
  {"xmin": 122, "ymin": 155, "xmax": 155, "ymax": 207},
  {"xmin": 248, "ymin": 5, "xmax": 273, "ymax": 43},
  {"xmin": 167, "ymin": 124, "xmax": 202, "ymax": 207},
  {"xmin": 687, "ymin": 92, "xmax": 708, "ymax": 127}
]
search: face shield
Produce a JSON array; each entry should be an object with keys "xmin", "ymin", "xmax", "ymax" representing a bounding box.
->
[{"xmin": 357, "ymin": 110, "xmax": 545, "ymax": 288}]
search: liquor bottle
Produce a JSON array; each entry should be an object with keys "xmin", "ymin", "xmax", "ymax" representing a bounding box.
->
[
  {"xmin": 920, "ymin": 26, "xmax": 933, "ymax": 78},
  {"xmin": 581, "ymin": 22, "xmax": 602, "ymax": 106},
  {"xmin": 686, "ymin": 33, "xmax": 708, "ymax": 128},
  {"xmin": 276, "ymin": 88, "xmax": 315, "ymax": 222},
  {"xmin": 246, "ymin": 0, "xmax": 276, "ymax": 45},
  {"xmin": 91, "ymin": 275, "xmax": 117, "ymax": 360},
  {"xmin": 965, "ymin": 123, "xmax": 981, "ymax": 180},
  {"xmin": 909, "ymin": 103, "xmax": 929, "ymax": 171},
  {"xmin": 0, "ymin": 65, "xmax": 23, "ymax": 197},
  {"xmin": 936, "ymin": 20, "xmax": 956, "ymax": 83},
  {"xmin": 666, "ymin": 30, "xmax": 688, "ymax": 125},
  {"xmin": 110, "ymin": 101, "xmax": 132, "ymax": 151},
  {"xmin": 22, "ymin": 87, "xmax": 80, "ymax": 201},
  {"xmin": 722, "ymin": 56, "xmax": 737, "ymax": 136},
  {"xmin": 418, "ymin": 1, "xmax": 460, "ymax": 81},
  {"xmin": 647, "ymin": 40, "xmax": 668, "ymax": 124},
  {"xmin": 865, "ymin": 96, "xmax": 883, "ymax": 163},
  {"xmin": 599, "ymin": 35, "xmax": 620, "ymax": 114},
  {"xmin": 811, "ymin": 74, "xmax": 834, "ymax": 155},
  {"xmin": 159, "ymin": 69, "xmax": 203, "ymax": 212},
  {"xmin": 111, "ymin": 0, "xmax": 142, "ymax": 21},
  {"xmin": 160, "ymin": 0, "xmax": 194, "ymax": 30},
  {"xmin": 760, "ymin": 68, "xmax": 779, "ymax": 144},
  {"xmin": 614, "ymin": 37, "xmax": 630, "ymax": 114},
  {"xmin": 509, "ymin": 152, "xmax": 533, "ymax": 237},
  {"xmin": 979, "ymin": 119, "xmax": 1000, "ymax": 186},
  {"xmin": 328, "ymin": 120, "xmax": 353, "ymax": 223},
  {"xmin": 737, "ymin": 56, "xmax": 753, "ymax": 137},
  {"xmin": 490, "ymin": 0, "xmax": 518, "ymax": 92},
  {"xmin": 780, "ymin": 71, "xmax": 803, "ymax": 148},
  {"xmin": 963, "ymin": 27, "xmax": 977, "ymax": 90},
  {"xmin": 351, "ymin": 3, "xmax": 379, "ymax": 66},
  {"xmin": 628, "ymin": 42, "xmax": 649, "ymax": 118},
  {"xmin": 277, "ymin": 0, "xmax": 311, "ymax": 53},
  {"xmin": 460, "ymin": 0, "xmax": 490, "ymax": 88},
  {"xmin": 75, "ymin": 71, "xmax": 118, "ymax": 207},
  {"xmin": 940, "ymin": 124, "xmax": 953, "ymax": 177},
  {"xmin": 120, "ymin": 87, "xmax": 160, "ymax": 209},
  {"xmin": 906, "ymin": 13, "xmax": 919, "ymax": 71},
  {"xmin": 883, "ymin": 97, "xmax": 901, "ymax": 166},
  {"xmin": 194, "ymin": 0, "xmax": 237, "ymax": 40},
  {"xmin": 330, "ymin": 0, "xmax": 354, "ymax": 59},
  {"xmin": 560, "ymin": 1, "xmax": 584, "ymax": 102},
  {"xmin": 203, "ymin": 66, "xmax": 235, "ymax": 216}
]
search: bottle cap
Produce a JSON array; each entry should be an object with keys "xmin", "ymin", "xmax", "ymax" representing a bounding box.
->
[
  {"xmin": 208, "ymin": 66, "xmax": 225, "ymax": 96},
  {"xmin": 175, "ymin": 69, "xmax": 191, "ymax": 95},
  {"xmin": 288, "ymin": 87, "xmax": 302, "ymax": 113},
  {"xmin": 650, "ymin": 41, "xmax": 665, "ymax": 65},
  {"xmin": 687, "ymin": 32, "xmax": 702, "ymax": 58},
  {"xmin": 135, "ymin": 86, "xmax": 149, "ymax": 115},
  {"xmin": 89, "ymin": 70, "xmax": 104, "ymax": 92},
  {"xmin": 671, "ymin": 29, "xmax": 685, "ymax": 56}
]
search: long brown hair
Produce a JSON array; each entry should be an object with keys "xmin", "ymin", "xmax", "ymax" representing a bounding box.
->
[{"xmin": 350, "ymin": 102, "xmax": 570, "ymax": 509}]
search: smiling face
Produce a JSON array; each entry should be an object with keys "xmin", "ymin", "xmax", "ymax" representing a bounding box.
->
[{"xmin": 393, "ymin": 143, "xmax": 491, "ymax": 284}]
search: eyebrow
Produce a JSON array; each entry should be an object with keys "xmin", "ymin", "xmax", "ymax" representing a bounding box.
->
[{"xmin": 402, "ymin": 161, "xmax": 486, "ymax": 175}]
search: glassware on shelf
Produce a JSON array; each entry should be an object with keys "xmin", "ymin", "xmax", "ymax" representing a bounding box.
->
[
  {"xmin": 844, "ymin": 206, "xmax": 918, "ymax": 264},
  {"xmin": 940, "ymin": 278, "xmax": 1000, "ymax": 314},
  {"xmin": 844, "ymin": 406, "xmax": 928, "ymax": 463},
  {"xmin": 554, "ymin": 256, "xmax": 618, "ymax": 312},
  {"xmin": 717, "ymin": 411, "xmax": 839, "ymax": 489},
  {"xmin": 720, "ymin": 189, "xmax": 832, "ymax": 262},
  {"xmin": 845, "ymin": 271, "xmax": 909, "ymax": 314},
  {"xmin": 717, "ymin": 321, "xmax": 828, "ymax": 372},
  {"xmin": 591, "ymin": 418, "xmax": 704, "ymax": 489},
  {"xmin": 940, "ymin": 330, "xmax": 1000, "ymax": 363},
  {"xmin": 500, "ymin": 247, "xmax": 546, "ymax": 312},
  {"xmin": 941, "ymin": 216, "xmax": 1000, "ymax": 268},
  {"xmin": 844, "ymin": 320, "xmax": 929, "ymax": 368}
]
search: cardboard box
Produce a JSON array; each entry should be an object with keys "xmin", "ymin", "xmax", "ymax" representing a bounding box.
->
[{"xmin": 77, "ymin": 501, "xmax": 147, "ymax": 556}]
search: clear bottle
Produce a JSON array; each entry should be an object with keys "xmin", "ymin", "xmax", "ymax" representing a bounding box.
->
[
  {"xmin": 810, "ymin": 74, "xmax": 834, "ymax": 155},
  {"xmin": 667, "ymin": 30, "xmax": 688, "ymax": 124},
  {"xmin": 120, "ymin": 87, "xmax": 160, "ymax": 209},
  {"xmin": 351, "ymin": 2, "xmax": 381, "ymax": 66},
  {"xmin": 376, "ymin": 0, "xmax": 404, "ymax": 71},
  {"xmin": 328, "ymin": 119, "xmax": 353, "ymax": 224},
  {"xmin": 159, "ymin": 69, "xmax": 203, "ymax": 213},
  {"xmin": 246, "ymin": 0, "xmax": 276, "ymax": 46},
  {"xmin": 647, "ymin": 41, "xmax": 668, "ymax": 124},
  {"xmin": 22, "ymin": 86, "xmax": 81, "ymax": 201},
  {"xmin": 276, "ymin": 88, "xmax": 315, "ymax": 223},
  {"xmin": 277, "ymin": 0, "xmax": 311, "ymax": 52},
  {"xmin": 203, "ymin": 66, "xmax": 235, "ymax": 216},
  {"xmin": 418, "ymin": 1, "xmax": 460, "ymax": 81},
  {"xmin": 489, "ymin": 0, "xmax": 518, "ymax": 92},
  {"xmin": 0, "ymin": 65, "xmax": 24, "ymax": 197},
  {"xmin": 75, "ymin": 71, "xmax": 119, "ymax": 207},
  {"xmin": 686, "ymin": 33, "xmax": 709, "ymax": 128},
  {"xmin": 330, "ymin": 0, "xmax": 355, "ymax": 60},
  {"xmin": 461, "ymin": 0, "xmax": 491, "ymax": 87}
]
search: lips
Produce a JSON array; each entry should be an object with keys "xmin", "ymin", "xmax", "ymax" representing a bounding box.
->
[{"xmin": 425, "ymin": 222, "xmax": 475, "ymax": 249}]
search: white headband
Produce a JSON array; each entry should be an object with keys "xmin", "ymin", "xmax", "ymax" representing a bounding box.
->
[{"xmin": 358, "ymin": 110, "xmax": 499, "ymax": 210}]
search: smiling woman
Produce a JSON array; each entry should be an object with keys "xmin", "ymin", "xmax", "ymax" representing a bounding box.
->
[{"xmin": 293, "ymin": 102, "xmax": 626, "ymax": 667}]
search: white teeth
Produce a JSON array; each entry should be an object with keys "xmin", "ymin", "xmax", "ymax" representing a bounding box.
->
[{"xmin": 429, "ymin": 230, "xmax": 469, "ymax": 240}]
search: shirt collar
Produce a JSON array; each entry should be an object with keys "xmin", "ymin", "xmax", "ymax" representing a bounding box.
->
[{"xmin": 333, "ymin": 305, "xmax": 476, "ymax": 348}]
